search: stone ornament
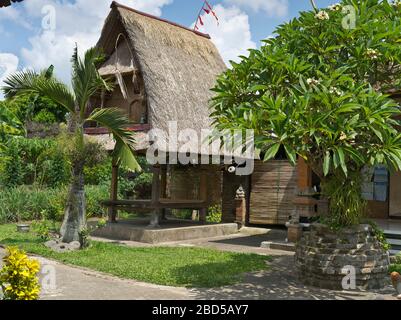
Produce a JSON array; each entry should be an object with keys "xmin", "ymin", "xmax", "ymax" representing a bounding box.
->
[
  {"xmin": 390, "ymin": 272, "xmax": 401, "ymax": 299},
  {"xmin": 45, "ymin": 239, "xmax": 81, "ymax": 253}
]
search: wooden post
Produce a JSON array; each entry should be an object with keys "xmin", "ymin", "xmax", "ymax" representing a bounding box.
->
[
  {"xmin": 297, "ymin": 157, "xmax": 313, "ymax": 194},
  {"xmin": 160, "ymin": 165, "xmax": 168, "ymax": 220},
  {"xmin": 287, "ymin": 157, "xmax": 316, "ymax": 242},
  {"xmin": 149, "ymin": 165, "xmax": 161, "ymax": 227},
  {"xmin": 108, "ymin": 161, "xmax": 119, "ymax": 223},
  {"xmin": 199, "ymin": 167, "xmax": 208, "ymax": 223}
]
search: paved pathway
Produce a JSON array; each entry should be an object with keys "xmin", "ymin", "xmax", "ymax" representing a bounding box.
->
[{"xmin": 0, "ymin": 232, "xmax": 398, "ymax": 300}]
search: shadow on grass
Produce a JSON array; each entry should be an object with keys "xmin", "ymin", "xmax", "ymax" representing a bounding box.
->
[
  {"xmin": 188, "ymin": 255, "xmax": 396, "ymax": 300},
  {"xmin": 168, "ymin": 254, "xmax": 270, "ymax": 288}
]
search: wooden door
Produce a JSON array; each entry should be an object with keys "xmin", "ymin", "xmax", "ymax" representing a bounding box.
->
[{"xmin": 249, "ymin": 160, "xmax": 297, "ymax": 225}]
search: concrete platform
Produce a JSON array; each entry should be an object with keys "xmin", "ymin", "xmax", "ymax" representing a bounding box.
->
[{"xmin": 91, "ymin": 219, "xmax": 239, "ymax": 244}]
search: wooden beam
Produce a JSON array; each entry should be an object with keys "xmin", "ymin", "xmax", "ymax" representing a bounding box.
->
[
  {"xmin": 149, "ymin": 165, "xmax": 161, "ymax": 227},
  {"xmin": 108, "ymin": 162, "xmax": 119, "ymax": 223},
  {"xmin": 102, "ymin": 199, "xmax": 208, "ymax": 209},
  {"xmin": 160, "ymin": 165, "xmax": 168, "ymax": 220},
  {"xmin": 199, "ymin": 168, "xmax": 209, "ymax": 223},
  {"xmin": 297, "ymin": 157, "xmax": 313, "ymax": 192}
]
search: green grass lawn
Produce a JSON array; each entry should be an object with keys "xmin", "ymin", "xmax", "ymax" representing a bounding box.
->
[{"xmin": 0, "ymin": 224, "xmax": 270, "ymax": 288}]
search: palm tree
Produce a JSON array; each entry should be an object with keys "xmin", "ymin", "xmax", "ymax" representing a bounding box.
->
[{"xmin": 2, "ymin": 47, "xmax": 140, "ymax": 243}]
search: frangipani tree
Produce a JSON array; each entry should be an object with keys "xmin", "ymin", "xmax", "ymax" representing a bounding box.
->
[
  {"xmin": 2, "ymin": 47, "xmax": 140, "ymax": 243},
  {"xmin": 211, "ymin": 0, "xmax": 401, "ymax": 227}
]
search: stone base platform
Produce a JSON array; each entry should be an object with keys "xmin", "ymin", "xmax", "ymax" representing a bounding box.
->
[{"xmin": 90, "ymin": 219, "xmax": 239, "ymax": 244}]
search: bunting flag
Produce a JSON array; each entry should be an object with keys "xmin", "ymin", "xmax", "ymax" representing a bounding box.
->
[
  {"xmin": 205, "ymin": 0, "xmax": 219, "ymax": 25},
  {"xmin": 194, "ymin": 0, "xmax": 219, "ymax": 31}
]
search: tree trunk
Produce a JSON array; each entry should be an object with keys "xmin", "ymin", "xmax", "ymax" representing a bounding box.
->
[{"xmin": 60, "ymin": 156, "xmax": 86, "ymax": 243}]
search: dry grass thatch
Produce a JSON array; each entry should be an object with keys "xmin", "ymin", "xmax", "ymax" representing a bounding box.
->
[{"xmin": 96, "ymin": 1, "xmax": 227, "ymax": 155}]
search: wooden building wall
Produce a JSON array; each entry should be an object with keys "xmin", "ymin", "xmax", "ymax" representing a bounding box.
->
[
  {"xmin": 248, "ymin": 160, "xmax": 297, "ymax": 225},
  {"xmin": 221, "ymin": 160, "xmax": 297, "ymax": 226},
  {"xmin": 102, "ymin": 74, "xmax": 147, "ymax": 124},
  {"xmin": 168, "ymin": 165, "xmax": 222, "ymax": 205}
]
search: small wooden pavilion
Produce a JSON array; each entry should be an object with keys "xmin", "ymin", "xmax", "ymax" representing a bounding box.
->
[
  {"xmin": 86, "ymin": 2, "xmax": 303, "ymax": 230},
  {"xmin": 86, "ymin": 2, "xmax": 228, "ymax": 226}
]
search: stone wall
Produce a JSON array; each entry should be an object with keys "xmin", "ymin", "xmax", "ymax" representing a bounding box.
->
[{"xmin": 295, "ymin": 223, "xmax": 390, "ymax": 290}]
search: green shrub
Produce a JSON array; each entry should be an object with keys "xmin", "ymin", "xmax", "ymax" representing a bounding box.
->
[
  {"xmin": 32, "ymin": 109, "xmax": 57, "ymax": 124},
  {"xmin": 207, "ymin": 205, "xmax": 222, "ymax": 223},
  {"xmin": 31, "ymin": 220, "xmax": 51, "ymax": 241},
  {"xmin": 0, "ymin": 137, "xmax": 70, "ymax": 188},
  {"xmin": 132, "ymin": 172, "xmax": 152, "ymax": 199},
  {"xmin": 389, "ymin": 264, "xmax": 401, "ymax": 274},
  {"xmin": 84, "ymin": 155, "xmax": 153, "ymax": 200},
  {"xmin": 0, "ymin": 246, "xmax": 40, "ymax": 300},
  {"xmin": 0, "ymin": 185, "xmax": 110, "ymax": 224},
  {"xmin": 85, "ymin": 185, "xmax": 109, "ymax": 218},
  {"xmin": 84, "ymin": 160, "xmax": 111, "ymax": 185},
  {"xmin": 0, "ymin": 186, "xmax": 65, "ymax": 223},
  {"xmin": 172, "ymin": 209, "xmax": 193, "ymax": 220},
  {"xmin": 8, "ymin": 93, "xmax": 67, "ymax": 124}
]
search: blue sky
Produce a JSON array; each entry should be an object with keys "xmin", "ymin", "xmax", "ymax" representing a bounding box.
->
[{"xmin": 0, "ymin": 0, "xmax": 334, "ymax": 98}]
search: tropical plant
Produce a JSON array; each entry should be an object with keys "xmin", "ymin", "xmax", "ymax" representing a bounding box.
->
[
  {"xmin": 0, "ymin": 246, "xmax": 40, "ymax": 300},
  {"xmin": 211, "ymin": 0, "xmax": 401, "ymax": 227},
  {"xmin": 206, "ymin": 204, "xmax": 222, "ymax": 223},
  {"xmin": 2, "ymin": 46, "xmax": 141, "ymax": 243},
  {"xmin": 0, "ymin": 184, "xmax": 110, "ymax": 224},
  {"xmin": 0, "ymin": 137, "xmax": 70, "ymax": 188},
  {"xmin": 0, "ymin": 101, "xmax": 24, "ymax": 145}
]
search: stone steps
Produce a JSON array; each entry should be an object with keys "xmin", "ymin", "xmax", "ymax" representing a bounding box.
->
[{"xmin": 384, "ymin": 230, "xmax": 401, "ymax": 255}]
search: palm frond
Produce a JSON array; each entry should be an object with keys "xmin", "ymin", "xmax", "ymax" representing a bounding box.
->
[
  {"xmin": 71, "ymin": 46, "xmax": 113, "ymax": 118},
  {"xmin": 2, "ymin": 70, "xmax": 75, "ymax": 113},
  {"xmin": 2, "ymin": 70, "xmax": 39, "ymax": 98},
  {"xmin": 86, "ymin": 107, "xmax": 141, "ymax": 171},
  {"xmin": 113, "ymin": 140, "xmax": 141, "ymax": 172}
]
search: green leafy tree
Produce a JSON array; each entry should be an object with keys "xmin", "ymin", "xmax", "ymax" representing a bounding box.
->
[
  {"xmin": 211, "ymin": 0, "xmax": 401, "ymax": 227},
  {"xmin": 2, "ymin": 65, "xmax": 66, "ymax": 125},
  {"xmin": 0, "ymin": 101, "xmax": 24, "ymax": 145},
  {"xmin": 2, "ymin": 47, "xmax": 141, "ymax": 243}
]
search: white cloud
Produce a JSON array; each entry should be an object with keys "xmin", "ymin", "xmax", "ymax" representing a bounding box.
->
[
  {"xmin": 0, "ymin": 6, "xmax": 32, "ymax": 29},
  {"xmin": 0, "ymin": 53, "xmax": 19, "ymax": 99},
  {"xmin": 224, "ymin": 0, "xmax": 288, "ymax": 17},
  {"xmin": 19, "ymin": 0, "xmax": 172, "ymax": 84},
  {"xmin": 195, "ymin": 5, "xmax": 256, "ymax": 65}
]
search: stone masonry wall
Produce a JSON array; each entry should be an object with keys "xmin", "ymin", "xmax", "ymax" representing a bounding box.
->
[{"xmin": 295, "ymin": 223, "xmax": 390, "ymax": 290}]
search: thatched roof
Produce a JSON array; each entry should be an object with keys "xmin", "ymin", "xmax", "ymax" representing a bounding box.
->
[
  {"xmin": 0, "ymin": 0, "xmax": 23, "ymax": 8},
  {"xmin": 96, "ymin": 2, "xmax": 227, "ymax": 156}
]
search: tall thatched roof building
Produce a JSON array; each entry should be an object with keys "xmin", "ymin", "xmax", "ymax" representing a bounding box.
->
[
  {"xmin": 90, "ymin": 2, "xmax": 232, "ymax": 225},
  {"xmin": 94, "ymin": 2, "xmax": 298, "ymax": 231},
  {"xmin": 87, "ymin": 1, "xmax": 227, "ymax": 156}
]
